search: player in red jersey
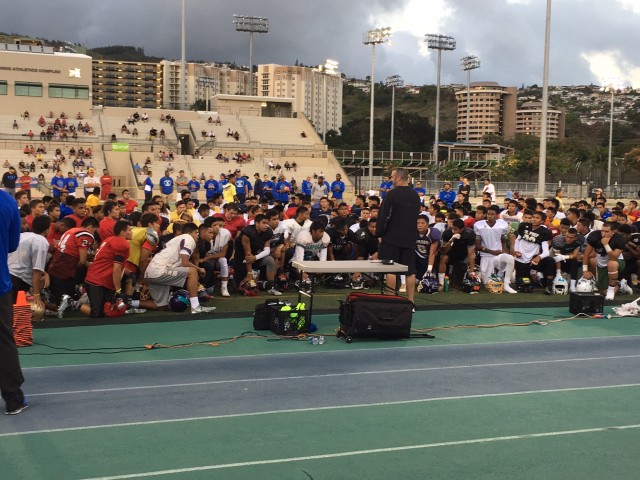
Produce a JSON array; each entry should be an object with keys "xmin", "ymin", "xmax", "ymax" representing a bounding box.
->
[
  {"xmin": 97, "ymin": 200, "xmax": 121, "ymax": 241},
  {"xmin": 66, "ymin": 197, "xmax": 88, "ymax": 228},
  {"xmin": 59, "ymin": 220, "xmax": 132, "ymax": 318},
  {"xmin": 50, "ymin": 217, "xmax": 98, "ymax": 311}
]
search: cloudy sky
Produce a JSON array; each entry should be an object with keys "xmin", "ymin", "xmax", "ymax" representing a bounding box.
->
[{"xmin": 3, "ymin": 0, "xmax": 640, "ymax": 87}]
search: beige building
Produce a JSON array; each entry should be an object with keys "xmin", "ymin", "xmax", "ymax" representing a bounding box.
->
[
  {"xmin": 516, "ymin": 101, "xmax": 565, "ymax": 140},
  {"xmin": 455, "ymin": 82, "xmax": 517, "ymax": 143},
  {"xmin": 162, "ymin": 61, "xmax": 252, "ymax": 109},
  {"xmin": 257, "ymin": 63, "xmax": 343, "ymax": 136},
  {"xmin": 92, "ymin": 59, "xmax": 162, "ymax": 109},
  {"xmin": 0, "ymin": 44, "xmax": 92, "ymax": 117}
]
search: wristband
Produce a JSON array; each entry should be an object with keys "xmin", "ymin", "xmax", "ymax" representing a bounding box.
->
[
  {"xmin": 115, "ymin": 289, "xmax": 122, "ymax": 294},
  {"xmin": 33, "ymin": 293, "xmax": 41, "ymax": 297},
  {"xmin": 583, "ymin": 265, "xmax": 588, "ymax": 272},
  {"xmin": 604, "ymin": 244, "xmax": 612, "ymax": 253}
]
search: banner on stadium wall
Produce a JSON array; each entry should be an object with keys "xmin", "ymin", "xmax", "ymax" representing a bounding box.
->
[{"xmin": 112, "ymin": 143, "xmax": 130, "ymax": 152}]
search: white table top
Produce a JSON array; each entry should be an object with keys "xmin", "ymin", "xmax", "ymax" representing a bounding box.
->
[{"xmin": 292, "ymin": 260, "xmax": 408, "ymax": 274}]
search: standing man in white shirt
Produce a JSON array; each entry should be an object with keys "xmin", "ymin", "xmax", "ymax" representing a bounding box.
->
[{"xmin": 482, "ymin": 179, "xmax": 496, "ymax": 204}]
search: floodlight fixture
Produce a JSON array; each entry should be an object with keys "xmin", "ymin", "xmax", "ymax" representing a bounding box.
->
[
  {"xmin": 233, "ymin": 14, "xmax": 269, "ymax": 96},
  {"xmin": 386, "ymin": 75, "xmax": 404, "ymax": 159},
  {"xmin": 425, "ymin": 34, "xmax": 456, "ymax": 164},
  {"xmin": 460, "ymin": 55, "xmax": 481, "ymax": 143},
  {"xmin": 363, "ymin": 27, "xmax": 392, "ymax": 183}
]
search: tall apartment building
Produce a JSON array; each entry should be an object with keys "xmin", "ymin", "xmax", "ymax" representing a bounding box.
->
[
  {"xmin": 161, "ymin": 61, "xmax": 251, "ymax": 109},
  {"xmin": 256, "ymin": 63, "xmax": 343, "ymax": 136},
  {"xmin": 455, "ymin": 82, "xmax": 517, "ymax": 143},
  {"xmin": 92, "ymin": 59, "xmax": 163, "ymax": 109},
  {"xmin": 516, "ymin": 101, "xmax": 565, "ymax": 140}
]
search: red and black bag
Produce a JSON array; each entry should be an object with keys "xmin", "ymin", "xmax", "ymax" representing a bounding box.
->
[{"xmin": 338, "ymin": 292, "xmax": 414, "ymax": 342}]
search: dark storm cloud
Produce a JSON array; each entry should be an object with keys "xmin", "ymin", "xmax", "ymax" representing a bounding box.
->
[{"xmin": 2, "ymin": 0, "xmax": 639, "ymax": 87}]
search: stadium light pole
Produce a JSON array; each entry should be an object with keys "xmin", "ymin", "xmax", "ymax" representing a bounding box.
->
[
  {"xmin": 537, "ymin": 0, "xmax": 552, "ymax": 198},
  {"xmin": 425, "ymin": 34, "xmax": 456, "ymax": 165},
  {"xmin": 386, "ymin": 75, "xmax": 403, "ymax": 160},
  {"xmin": 181, "ymin": 0, "xmax": 186, "ymax": 110},
  {"xmin": 601, "ymin": 79, "xmax": 623, "ymax": 190},
  {"xmin": 363, "ymin": 27, "xmax": 391, "ymax": 184},
  {"xmin": 460, "ymin": 55, "xmax": 480, "ymax": 143},
  {"xmin": 196, "ymin": 76, "xmax": 215, "ymax": 112},
  {"xmin": 320, "ymin": 59, "xmax": 339, "ymax": 143},
  {"xmin": 233, "ymin": 14, "xmax": 269, "ymax": 96}
]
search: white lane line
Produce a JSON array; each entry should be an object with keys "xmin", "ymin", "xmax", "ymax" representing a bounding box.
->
[
  {"xmin": 23, "ymin": 333, "xmax": 640, "ymax": 370},
  {"xmin": 75, "ymin": 423, "xmax": 640, "ymax": 480},
  {"xmin": 26, "ymin": 353, "xmax": 640, "ymax": 397},
  {"xmin": 2, "ymin": 383, "xmax": 640, "ymax": 438}
]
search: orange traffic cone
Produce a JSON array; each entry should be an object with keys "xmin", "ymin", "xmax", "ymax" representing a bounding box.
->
[{"xmin": 14, "ymin": 290, "xmax": 28, "ymax": 306}]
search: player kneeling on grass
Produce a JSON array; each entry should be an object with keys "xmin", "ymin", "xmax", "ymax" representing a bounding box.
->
[
  {"xmin": 582, "ymin": 222, "xmax": 630, "ymax": 300},
  {"xmin": 198, "ymin": 217, "xmax": 231, "ymax": 297},
  {"xmin": 59, "ymin": 220, "xmax": 132, "ymax": 318},
  {"xmin": 144, "ymin": 222, "xmax": 215, "ymax": 314}
]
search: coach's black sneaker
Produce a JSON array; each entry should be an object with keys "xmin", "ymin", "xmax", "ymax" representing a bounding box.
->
[
  {"xmin": 5, "ymin": 391, "xmax": 28, "ymax": 416},
  {"xmin": 544, "ymin": 285, "xmax": 553, "ymax": 295}
]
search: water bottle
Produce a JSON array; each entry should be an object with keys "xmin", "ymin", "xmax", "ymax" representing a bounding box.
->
[{"xmin": 443, "ymin": 276, "xmax": 449, "ymax": 292}]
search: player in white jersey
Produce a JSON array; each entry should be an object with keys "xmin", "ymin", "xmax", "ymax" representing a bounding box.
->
[
  {"xmin": 474, "ymin": 207, "xmax": 517, "ymax": 293},
  {"xmin": 144, "ymin": 223, "xmax": 215, "ymax": 313}
]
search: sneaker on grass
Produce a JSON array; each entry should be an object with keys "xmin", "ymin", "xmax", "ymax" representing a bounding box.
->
[
  {"xmin": 191, "ymin": 304, "xmax": 216, "ymax": 314},
  {"xmin": 5, "ymin": 399, "xmax": 28, "ymax": 416},
  {"xmin": 57, "ymin": 294, "xmax": 71, "ymax": 318},
  {"xmin": 268, "ymin": 287, "xmax": 283, "ymax": 296}
]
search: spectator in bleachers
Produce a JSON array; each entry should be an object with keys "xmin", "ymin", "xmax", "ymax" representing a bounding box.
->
[
  {"xmin": 142, "ymin": 113, "xmax": 149, "ymax": 122},
  {"xmin": 22, "ymin": 111, "xmax": 29, "ymax": 120},
  {"xmin": 3, "ymin": 160, "xmax": 9, "ymax": 168},
  {"xmin": 2, "ymin": 167, "xmax": 18, "ymax": 196},
  {"xmin": 12, "ymin": 120, "xmax": 18, "ymax": 130},
  {"xmin": 100, "ymin": 169, "xmax": 113, "ymax": 201},
  {"xmin": 38, "ymin": 116, "xmax": 46, "ymax": 127}
]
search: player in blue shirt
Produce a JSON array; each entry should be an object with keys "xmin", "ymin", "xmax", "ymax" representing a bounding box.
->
[
  {"xmin": 302, "ymin": 176, "xmax": 313, "ymax": 197},
  {"xmin": 379, "ymin": 175, "xmax": 393, "ymax": 199},
  {"xmin": 159, "ymin": 171, "xmax": 174, "ymax": 202},
  {"xmin": 330, "ymin": 173, "xmax": 345, "ymax": 201},
  {"xmin": 235, "ymin": 174, "xmax": 248, "ymax": 204},
  {"xmin": 0, "ymin": 189, "xmax": 26, "ymax": 415},
  {"xmin": 50, "ymin": 170, "xmax": 67, "ymax": 199},
  {"xmin": 65, "ymin": 172, "xmax": 78, "ymax": 195},
  {"xmin": 204, "ymin": 175, "xmax": 219, "ymax": 200},
  {"xmin": 187, "ymin": 176, "xmax": 201, "ymax": 195},
  {"xmin": 438, "ymin": 182, "xmax": 457, "ymax": 208},
  {"xmin": 144, "ymin": 173, "xmax": 154, "ymax": 202},
  {"xmin": 275, "ymin": 175, "xmax": 292, "ymax": 203}
]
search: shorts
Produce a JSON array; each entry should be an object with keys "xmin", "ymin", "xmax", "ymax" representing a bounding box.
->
[
  {"xmin": 596, "ymin": 260, "xmax": 625, "ymax": 290},
  {"xmin": 145, "ymin": 266, "xmax": 189, "ymax": 307},
  {"xmin": 378, "ymin": 241, "xmax": 416, "ymax": 276}
]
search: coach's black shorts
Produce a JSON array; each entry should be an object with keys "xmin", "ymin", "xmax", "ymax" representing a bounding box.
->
[{"xmin": 378, "ymin": 242, "xmax": 416, "ymax": 276}]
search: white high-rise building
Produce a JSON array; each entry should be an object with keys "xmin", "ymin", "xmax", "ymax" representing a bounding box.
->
[{"xmin": 257, "ymin": 63, "xmax": 343, "ymax": 137}]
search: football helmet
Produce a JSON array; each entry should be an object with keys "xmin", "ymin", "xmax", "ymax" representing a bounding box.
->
[
  {"xmin": 28, "ymin": 298, "xmax": 46, "ymax": 322},
  {"xmin": 552, "ymin": 276, "xmax": 568, "ymax": 295},
  {"xmin": 104, "ymin": 295, "xmax": 127, "ymax": 317},
  {"xmin": 486, "ymin": 274, "xmax": 504, "ymax": 294},
  {"xmin": 516, "ymin": 277, "xmax": 534, "ymax": 293},
  {"xmin": 462, "ymin": 272, "xmax": 482, "ymax": 294},
  {"xmin": 169, "ymin": 289, "xmax": 190, "ymax": 312},
  {"xmin": 145, "ymin": 227, "xmax": 160, "ymax": 247},
  {"xmin": 576, "ymin": 276, "xmax": 596, "ymax": 293},
  {"xmin": 418, "ymin": 273, "xmax": 440, "ymax": 294}
]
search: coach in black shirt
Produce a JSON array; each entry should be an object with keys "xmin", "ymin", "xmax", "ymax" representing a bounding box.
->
[{"xmin": 376, "ymin": 168, "xmax": 421, "ymax": 301}]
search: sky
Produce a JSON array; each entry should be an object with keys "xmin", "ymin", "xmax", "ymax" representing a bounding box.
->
[{"xmin": 2, "ymin": 0, "xmax": 640, "ymax": 88}]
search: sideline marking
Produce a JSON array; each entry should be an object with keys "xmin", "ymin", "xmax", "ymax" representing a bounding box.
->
[
  {"xmin": 2, "ymin": 383, "xmax": 640, "ymax": 438},
  {"xmin": 23, "ymin": 334, "xmax": 640, "ymax": 370},
  {"xmin": 76, "ymin": 423, "xmax": 640, "ymax": 479},
  {"xmin": 27, "ymin": 353, "xmax": 640, "ymax": 397}
]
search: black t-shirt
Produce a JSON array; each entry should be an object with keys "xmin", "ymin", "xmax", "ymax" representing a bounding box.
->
[
  {"xmin": 235, "ymin": 225, "xmax": 273, "ymax": 259},
  {"xmin": 458, "ymin": 184, "xmax": 471, "ymax": 199},
  {"xmin": 375, "ymin": 186, "xmax": 421, "ymax": 248},
  {"xmin": 442, "ymin": 228, "xmax": 476, "ymax": 261},
  {"xmin": 587, "ymin": 231, "xmax": 626, "ymax": 258},
  {"xmin": 327, "ymin": 227, "xmax": 358, "ymax": 255},
  {"xmin": 354, "ymin": 227, "xmax": 378, "ymax": 257}
]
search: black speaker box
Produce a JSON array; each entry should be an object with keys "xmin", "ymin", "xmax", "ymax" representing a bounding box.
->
[{"xmin": 569, "ymin": 292, "xmax": 604, "ymax": 315}]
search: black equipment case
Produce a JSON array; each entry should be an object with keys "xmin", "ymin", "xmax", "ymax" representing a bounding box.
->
[{"xmin": 338, "ymin": 292, "xmax": 414, "ymax": 343}]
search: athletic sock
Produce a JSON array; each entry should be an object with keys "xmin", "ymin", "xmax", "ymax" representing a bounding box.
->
[
  {"xmin": 607, "ymin": 286, "xmax": 615, "ymax": 296},
  {"xmin": 438, "ymin": 273, "xmax": 445, "ymax": 285},
  {"xmin": 130, "ymin": 300, "xmax": 140, "ymax": 308},
  {"xmin": 189, "ymin": 297, "xmax": 200, "ymax": 309},
  {"xmin": 570, "ymin": 279, "xmax": 576, "ymax": 290},
  {"xmin": 556, "ymin": 269, "xmax": 562, "ymax": 276},
  {"xmin": 221, "ymin": 280, "xmax": 228, "ymax": 288}
]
